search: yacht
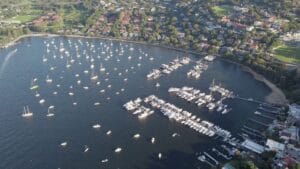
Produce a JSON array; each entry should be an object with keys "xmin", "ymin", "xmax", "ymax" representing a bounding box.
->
[
  {"xmin": 106, "ymin": 130, "xmax": 112, "ymax": 135},
  {"xmin": 100, "ymin": 64, "xmax": 106, "ymax": 72},
  {"xmin": 39, "ymin": 99, "xmax": 45, "ymax": 104},
  {"xmin": 91, "ymin": 75, "xmax": 98, "ymax": 80},
  {"xmin": 254, "ymin": 111, "xmax": 261, "ymax": 115},
  {"xmin": 158, "ymin": 153, "xmax": 162, "ymax": 159},
  {"xmin": 172, "ymin": 133, "xmax": 180, "ymax": 138},
  {"xmin": 35, "ymin": 92, "xmax": 40, "ymax": 97},
  {"xmin": 197, "ymin": 155, "xmax": 206, "ymax": 162},
  {"xmin": 60, "ymin": 142, "xmax": 67, "ymax": 147},
  {"xmin": 90, "ymin": 64, "xmax": 95, "ymax": 69},
  {"xmin": 151, "ymin": 137, "xmax": 156, "ymax": 144},
  {"xmin": 101, "ymin": 159, "xmax": 109, "ymax": 163},
  {"xmin": 93, "ymin": 124, "xmax": 101, "ymax": 129},
  {"xmin": 221, "ymin": 108, "xmax": 231, "ymax": 114},
  {"xmin": 84, "ymin": 145, "xmax": 89, "ymax": 153},
  {"xmin": 133, "ymin": 134, "xmax": 140, "ymax": 139},
  {"xmin": 22, "ymin": 106, "xmax": 33, "ymax": 117},
  {"xmin": 46, "ymin": 75, "xmax": 53, "ymax": 83},
  {"xmin": 30, "ymin": 85, "xmax": 39, "ymax": 90},
  {"xmin": 114, "ymin": 147, "xmax": 122, "ymax": 153},
  {"xmin": 46, "ymin": 106, "xmax": 55, "ymax": 117}
]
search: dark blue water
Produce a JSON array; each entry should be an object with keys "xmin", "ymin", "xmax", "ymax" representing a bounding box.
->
[{"xmin": 0, "ymin": 36, "xmax": 270, "ymax": 169}]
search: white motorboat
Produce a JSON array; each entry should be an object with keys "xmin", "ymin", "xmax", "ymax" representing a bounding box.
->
[
  {"xmin": 114, "ymin": 147, "xmax": 122, "ymax": 153},
  {"xmin": 60, "ymin": 142, "xmax": 67, "ymax": 147},
  {"xmin": 133, "ymin": 134, "xmax": 140, "ymax": 139},
  {"xmin": 39, "ymin": 99, "xmax": 45, "ymax": 104},
  {"xmin": 106, "ymin": 130, "xmax": 112, "ymax": 135},
  {"xmin": 93, "ymin": 124, "xmax": 101, "ymax": 129},
  {"xmin": 101, "ymin": 159, "xmax": 109, "ymax": 163},
  {"xmin": 151, "ymin": 137, "xmax": 156, "ymax": 144}
]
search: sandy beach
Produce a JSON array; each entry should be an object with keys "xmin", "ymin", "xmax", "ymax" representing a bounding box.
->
[{"xmin": 222, "ymin": 59, "xmax": 288, "ymax": 105}]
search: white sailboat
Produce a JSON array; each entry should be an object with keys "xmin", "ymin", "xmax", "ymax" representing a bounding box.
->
[
  {"xmin": 46, "ymin": 106, "xmax": 55, "ymax": 117},
  {"xmin": 100, "ymin": 64, "xmax": 106, "ymax": 72},
  {"xmin": 83, "ymin": 145, "xmax": 89, "ymax": 153},
  {"xmin": 151, "ymin": 137, "xmax": 156, "ymax": 144},
  {"xmin": 46, "ymin": 75, "xmax": 53, "ymax": 83},
  {"xmin": 22, "ymin": 106, "xmax": 33, "ymax": 117},
  {"xmin": 158, "ymin": 153, "xmax": 162, "ymax": 159},
  {"xmin": 90, "ymin": 70, "xmax": 98, "ymax": 80}
]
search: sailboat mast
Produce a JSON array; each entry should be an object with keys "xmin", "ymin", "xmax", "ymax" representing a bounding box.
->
[{"xmin": 26, "ymin": 106, "xmax": 30, "ymax": 113}]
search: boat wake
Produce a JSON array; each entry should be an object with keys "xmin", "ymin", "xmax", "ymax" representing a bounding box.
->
[{"xmin": 0, "ymin": 49, "xmax": 18, "ymax": 79}]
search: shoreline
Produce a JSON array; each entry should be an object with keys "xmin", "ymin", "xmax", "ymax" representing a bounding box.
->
[
  {"xmin": 1, "ymin": 33, "xmax": 288, "ymax": 105},
  {"xmin": 1, "ymin": 33, "xmax": 200, "ymax": 55},
  {"xmin": 222, "ymin": 59, "xmax": 288, "ymax": 105}
]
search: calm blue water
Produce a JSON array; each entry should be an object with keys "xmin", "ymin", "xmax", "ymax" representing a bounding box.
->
[{"xmin": 0, "ymin": 36, "xmax": 270, "ymax": 169}]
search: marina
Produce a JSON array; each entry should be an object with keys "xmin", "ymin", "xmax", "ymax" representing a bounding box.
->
[
  {"xmin": 147, "ymin": 57, "xmax": 191, "ymax": 80},
  {"xmin": 0, "ymin": 36, "xmax": 275, "ymax": 169}
]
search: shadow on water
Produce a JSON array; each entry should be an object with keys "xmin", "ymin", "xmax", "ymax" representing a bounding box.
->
[
  {"xmin": 144, "ymin": 149, "xmax": 210, "ymax": 169},
  {"xmin": 144, "ymin": 140, "xmax": 224, "ymax": 169}
]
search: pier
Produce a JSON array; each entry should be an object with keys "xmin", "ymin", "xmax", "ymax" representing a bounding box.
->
[
  {"xmin": 258, "ymin": 107, "xmax": 284, "ymax": 115},
  {"xmin": 243, "ymin": 125, "xmax": 262, "ymax": 134},
  {"xmin": 241, "ymin": 129, "xmax": 264, "ymax": 138},
  {"xmin": 249, "ymin": 118, "xmax": 269, "ymax": 127},
  {"xmin": 255, "ymin": 112, "xmax": 276, "ymax": 120},
  {"xmin": 212, "ymin": 148, "xmax": 231, "ymax": 160},
  {"xmin": 233, "ymin": 96, "xmax": 270, "ymax": 105},
  {"xmin": 204, "ymin": 151, "xmax": 219, "ymax": 165}
]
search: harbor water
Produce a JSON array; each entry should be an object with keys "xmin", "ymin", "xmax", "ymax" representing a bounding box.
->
[{"xmin": 0, "ymin": 36, "xmax": 271, "ymax": 169}]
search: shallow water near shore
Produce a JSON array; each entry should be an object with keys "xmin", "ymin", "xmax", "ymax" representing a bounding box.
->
[{"xmin": 0, "ymin": 36, "xmax": 271, "ymax": 169}]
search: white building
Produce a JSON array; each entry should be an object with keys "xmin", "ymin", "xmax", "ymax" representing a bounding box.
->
[
  {"xmin": 241, "ymin": 139, "xmax": 265, "ymax": 154},
  {"xmin": 289, "ymin": 104, "xmax": 300, "ymax": 120},
  {"xmin": 266, "ymin": 139, "xmax": 285, "ymax": 152}
]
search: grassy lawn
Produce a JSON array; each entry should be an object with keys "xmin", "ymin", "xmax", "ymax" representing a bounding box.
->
[
  {"xmin": 14, "ymin": 15, "xmax": 37, "ymax": 23},
  {"xmin": 273, "ymin": 45, "xmax": 300, "ymax": 63},
  {"xmin": 11, "ymin": 9, "xmax": 43, "ymax": 23},
  {"xmin": 211, "ymin": 6, "xmax": 232, "ymax": 17}
]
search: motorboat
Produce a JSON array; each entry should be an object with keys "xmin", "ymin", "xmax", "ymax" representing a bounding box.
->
[
  {"xmin": 114, "ymin": 147, "xmax": 122, "ymax": 153},
  {"xmin": 93, "ymin": 124, "xmax": 101, "ymax": 129}
]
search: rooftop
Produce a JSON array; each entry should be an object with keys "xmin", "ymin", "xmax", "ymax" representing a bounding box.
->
[{"xmin": 241, "ymin": 139, "xmax": 265, "ymax": 154}]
